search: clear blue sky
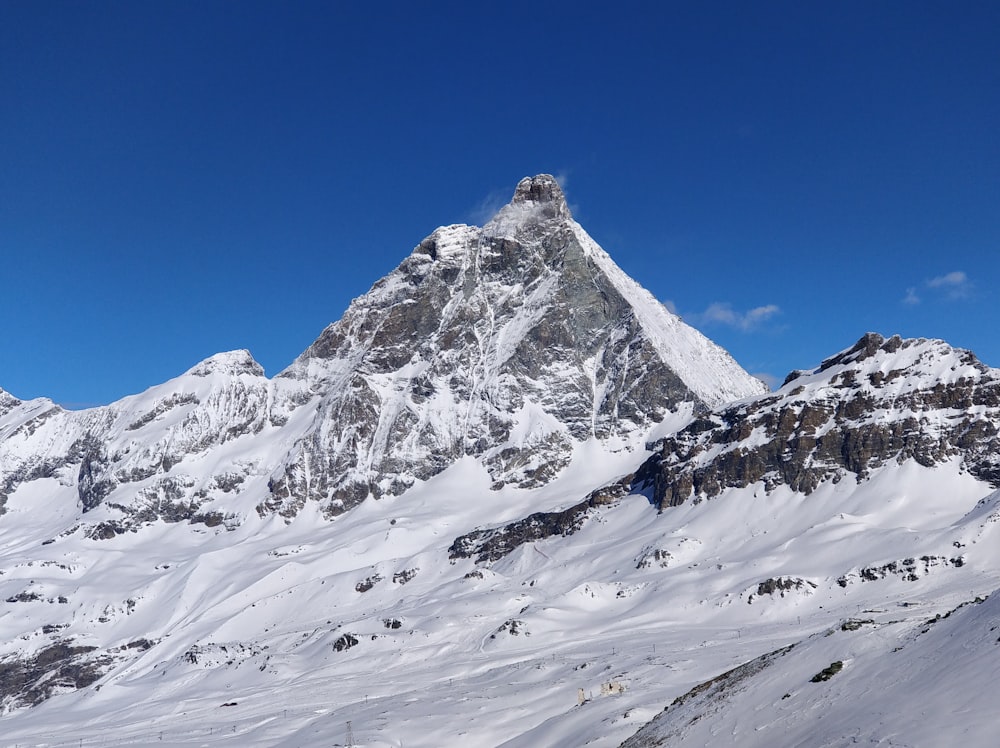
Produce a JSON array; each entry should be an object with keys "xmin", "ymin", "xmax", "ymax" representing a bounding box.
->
[{"xmin": 2, "ymin": 1, "xmax": 998, "ymax": 406}]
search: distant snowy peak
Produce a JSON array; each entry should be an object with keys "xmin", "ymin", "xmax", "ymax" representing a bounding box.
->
[
  {"xmin": 785, "ymin": 331, "xmax": 989, "ymax": 392},
  {"xmin": 0, "ymin": 387, "xmax": 22, "ymax": 417},
  {"xmin": 638, "ymin": 332, "xmax": 1000, "ymax": 508},
  {"xmin": 262, "ymin": 175, "xmax": 765, "ymax": 516},
  {"xmin": 184, "ymin": 350, "xmax": 265, "ymax": 378}
]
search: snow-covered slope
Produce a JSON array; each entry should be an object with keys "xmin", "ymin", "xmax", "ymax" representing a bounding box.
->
[
  {"xmin": 622, "ymin": 580, "xmax": 1000, "ymax": 748},
  {"xmin": 3, "ymin": 394, "xmax": 1000, "ymax": 746}
]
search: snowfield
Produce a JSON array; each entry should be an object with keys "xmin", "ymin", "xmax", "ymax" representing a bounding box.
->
[{"xmin": 2, "ymin": 439, "xmax": 999, "ymax": 747}]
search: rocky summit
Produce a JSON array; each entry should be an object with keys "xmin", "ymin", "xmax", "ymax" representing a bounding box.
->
[{"xmin": 2, "ymin": 178, "xmax": 1000, "ymax": 748}]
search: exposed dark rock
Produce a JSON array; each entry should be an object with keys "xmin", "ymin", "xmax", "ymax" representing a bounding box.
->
[
  {"xmin": 87, "ymin": 521, "xmax": 124, "ymax": 541},
  {"xmin": 0, "ymin": 641, "xmax": 109, "ymax": 709},
  {"xmin": 837, "ymin": 555, "xmax": 953, "ymax": 587},
  {"xmin": 841, "ymin": 619, "xmax": 874, "ymax": 631},
  {"xmin": 77, "ymin": 437, "xmax": 115, "ymax": 513},
  {"xmin": 125, "ymin": 393, "xmax": 200, "ymax": 431},
  {"xmin": 392, "ymin": 569, "xmax": 417, "ymax": 585},
  {"xmin": 355, "ymin": 574, "xmax": 383, "ymax": 593},
  {"xmin": 747, "ymin": 577, "xmax": 817, "ymax": 604},
  {"xmin": 810, "ymin": 661, "xmax": 844, "ymax": 682},
  {"xmin": 5, "ymin": 591, "xmax": 42, "ymax": 603},
  {"xmin": 449, "ymin": 475, "xmax": 633, "ymax": 564},
  {"xmin": 332, "ymin": 633, "xmax": 359, "ymax": 652},
  {"xmin": 493, "ymin": 619, "xmax": 528, "ymax": 637},
  {"xmin": 191, "ymin": 511, "xmax": 226, "ymax": 528},
  {"xmin": 182, "ymin": 641, "xmax": 263, "ymax": 668}
]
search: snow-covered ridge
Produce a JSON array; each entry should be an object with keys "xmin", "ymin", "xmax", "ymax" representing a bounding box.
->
[
  {"xmin": 638, "ymin": 332, "xmax": 1000, "ymax": 508},
  {"xmin": 571, "ymin": 221, "xmax": 767, "ymax": 408}
]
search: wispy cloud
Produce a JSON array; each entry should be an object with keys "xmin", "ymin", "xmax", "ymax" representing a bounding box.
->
[
  {"xmin": 687, "ymin": 302, "xmax": 781, "ymax": 332},
  {"xmin": 466, "ymin": 189, "xmax": 510, "ymax": 226},
  {"xmin": 903, "ymin": 270, "xmax": 972, "ymax": 305},
  {"xmin": 751, "ymin": 371, "xmax": 781, "ymax": 391},
  {"xmin": 927, "ymin": 271, "xmax": 971, "ymax": 298}
]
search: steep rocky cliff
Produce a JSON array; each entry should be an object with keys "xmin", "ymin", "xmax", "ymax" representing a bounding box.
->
[{"xmin": 262, "ymin": 175, "xmax": 766, "ymax": 515}]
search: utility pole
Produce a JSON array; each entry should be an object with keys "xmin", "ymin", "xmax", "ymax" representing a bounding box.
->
[{"xmin": 346, "ymin": 720, "xmax": 354, "ymax": 748}]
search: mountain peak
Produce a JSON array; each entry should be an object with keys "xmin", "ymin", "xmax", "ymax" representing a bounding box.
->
[
  {"xmin": 0, "ymin": 386, "xmax": 21, "ymax": 416},
  {"xmin": 268, "ymin": 175, "xmax": 765, "ymax": 515},
  {"xmin": 184, "ymin": 350, "xmax": 265, "ymax": 378},
  {"xmin": 487, "ymin": 174, "xmax": 572, "ymax": 226},
  {"xmin": 512, "ymin": 173, "xmax": 566, "ymax": 207}
]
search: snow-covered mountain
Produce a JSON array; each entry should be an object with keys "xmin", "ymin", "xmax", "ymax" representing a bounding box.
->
[
  {"xmin": 0, "ymin": 175, "xmax": 764, "ymax": 535},
  {"xmin": 1, "ymin": 178, "xmax": 999, "ymax": 747}
]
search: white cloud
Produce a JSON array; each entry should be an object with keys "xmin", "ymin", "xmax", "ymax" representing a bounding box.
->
[
  {"xmin": 688, "ymin": 302, "xmax": 781, "ymax": 331},
  {"xmin": 905, "ymin": 271, "xmax": 973, "ymax": 306},
  {"xmin": 927, "ymin": 270, "xmax": 967, "ymax": 288},
  {"xmin": 662, "ymin": 298, "xmax": 678, "ymax": 314},
  {"xmin": 927, "ymin": 270, "xmax": 972, "ymax": 299}
]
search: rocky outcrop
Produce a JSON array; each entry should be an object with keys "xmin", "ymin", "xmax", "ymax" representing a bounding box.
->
[
  {"xmin": 0, "ymin": 641, "xmax": 112, "ymax": 710},
  {"xmin": 448, "ymin": 476, "xmax": 633, "ymax": 564},
  {"xmin": 636, "ymin": 333, "xmax": 1000, "ymax": 509}
]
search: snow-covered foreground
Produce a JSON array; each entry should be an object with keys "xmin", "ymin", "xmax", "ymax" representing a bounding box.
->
[{"xmin": 2, "ymin": 432, "xmax": 999, "ymax": 747}]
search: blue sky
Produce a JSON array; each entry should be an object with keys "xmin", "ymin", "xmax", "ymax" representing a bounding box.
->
[{"xmin": 2, "ymin": 1, "xmax": 998, "ymax": 405}]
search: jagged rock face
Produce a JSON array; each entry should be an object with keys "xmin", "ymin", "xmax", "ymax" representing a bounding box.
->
[
  {"xmin": 263, "ymin": 175, "xmax": 766, "ymax": 515},
  {"xmin": 637, "ymin": 333, "xmax": 1000, "ymax": 508},
  {"xmin": 0, "ymin": 175, "xmax": 764, "ymax": 529}
]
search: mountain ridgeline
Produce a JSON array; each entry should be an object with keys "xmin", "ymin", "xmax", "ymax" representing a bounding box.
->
[
  {"xmin": 634, "ymin": 332, "xmax": 1000, "ymax": 509},
  {"xmin": 0, "ymin": 175, "xmax": 765, "ymax": 533}
]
